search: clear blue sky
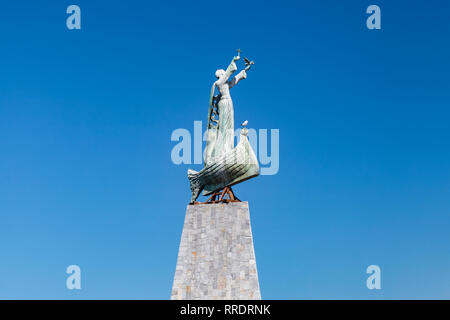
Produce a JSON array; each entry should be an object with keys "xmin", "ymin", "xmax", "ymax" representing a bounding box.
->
[{"xmin": 1, "ymin": 0, "xmax": 449, "ymax": 299}]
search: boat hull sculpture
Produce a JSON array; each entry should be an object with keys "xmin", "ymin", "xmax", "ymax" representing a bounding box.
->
[
  {"xmin": 188, "ymin": 128, "xmax": 259, "ymax": 202},
  {"xmin": 188, "ymin": 50, "xmax": 259, "ymax": 203}
]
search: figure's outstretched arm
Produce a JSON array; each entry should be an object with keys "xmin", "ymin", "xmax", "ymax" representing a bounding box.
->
[
  {"xmin": 229, "ymin": 68, "xmax": 248, "ymax": 88},
  {"xmin": 216, "ymin": 56, "xmax": 240, "ymax": 85}
]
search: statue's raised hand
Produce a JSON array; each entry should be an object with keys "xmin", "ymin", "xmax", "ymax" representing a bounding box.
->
[{"xmin": 233, "ymin": 55, "xmax": 240, "ymax": 61}]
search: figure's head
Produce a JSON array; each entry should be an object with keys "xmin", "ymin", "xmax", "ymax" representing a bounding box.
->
[{"xmin": 215, "ymin": 69, "xmax": 225, "ymax": 79}]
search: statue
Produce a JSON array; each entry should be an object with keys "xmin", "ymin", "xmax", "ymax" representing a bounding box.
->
[
  {"xmin": 205, "ymin": 50, "xmax": 253, "ymax": 163},
  {"xmin": 188, "ymin": 50, "xmax": 259, "ymax": 203}
]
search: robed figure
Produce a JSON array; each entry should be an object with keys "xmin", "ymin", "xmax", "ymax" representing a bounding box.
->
[
  {"xmin": 205, "ymin": 53, "xmax": 252, "ymax": 165},
  {"xmin": 188, "ymin": 52, "xmax": 258, "ymax": 203}
]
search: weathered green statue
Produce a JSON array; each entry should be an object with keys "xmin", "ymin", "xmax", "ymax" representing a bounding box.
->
[{"xmin": 188, "ymin": 51, "xmax": 259, "ymax": 203}]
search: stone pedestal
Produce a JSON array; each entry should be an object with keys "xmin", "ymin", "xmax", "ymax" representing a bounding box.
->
[{"xmin": 171, "ymin": 202, "xmax": 261, "ymax": 300}]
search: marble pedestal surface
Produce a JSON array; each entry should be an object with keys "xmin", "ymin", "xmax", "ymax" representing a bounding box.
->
[{"xmin": 171, "ymin": 202, "xmax": 261, "ymax": 300}]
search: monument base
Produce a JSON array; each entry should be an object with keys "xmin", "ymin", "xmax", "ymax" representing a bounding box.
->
[{"xmin": 171, "ymin": 202, "xmax": 261, "ymax": 300}]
